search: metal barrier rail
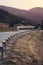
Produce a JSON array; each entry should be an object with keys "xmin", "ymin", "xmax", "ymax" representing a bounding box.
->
[{"xmin": 0, "ymin": 29, "xmax": 39, "ymax": 60}]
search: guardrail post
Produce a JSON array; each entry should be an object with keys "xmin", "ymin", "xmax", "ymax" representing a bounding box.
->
[
  {"xmin": 0, "ymin": 47, "xmax": 3, "ymax": 61},
  {"xmin": 2, "ymin": 42, "xmax": 6, "ymax": 50}
]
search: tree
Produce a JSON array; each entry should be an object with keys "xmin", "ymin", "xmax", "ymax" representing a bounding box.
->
[
  {"xmin": 35, "ymin": 25, "xmax": 38, "ymax": 29},
  {"xmin": 9, "ymin": 23, "xmax": 14, "ymax": 27},
  {"xmin": 41, "ymin": 20, "xmax": 43, "ymax": 30}
]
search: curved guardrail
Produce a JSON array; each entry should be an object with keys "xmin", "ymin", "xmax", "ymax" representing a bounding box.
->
[{"xmin": 0, "ymin": 29, "xmax": 39, "ymax": 61}]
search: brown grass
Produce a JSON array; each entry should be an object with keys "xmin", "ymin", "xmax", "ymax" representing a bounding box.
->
[
  {"xmin": 4, "ymin": 30, "xmax": 43, "ymax": 65},
  {"xmin": 0, "ymin": 23, "xmax": 18, "ymax": 31},
  {"xmin": 3, "ymin": 31, "xmax": 43, "ymax": 65}
]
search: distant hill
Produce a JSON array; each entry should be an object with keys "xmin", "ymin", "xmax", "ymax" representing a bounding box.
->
[
  {"xmin": 0, "ymin": 9, "xmax": 26, "ymax": 27},
  {"xmin": 0, "ymin": 5, "xmax": 43, "ymax": 26},
  {"xmin": 29, "ymin": 7, "xmax": 43, "ymax": 14},
  {"xmin": 28, "ymin": 7, "xmax": 43, "ymax": 24}
]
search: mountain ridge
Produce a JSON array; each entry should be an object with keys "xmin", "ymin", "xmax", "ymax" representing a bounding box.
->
[{"xmin": 0, "ymin": 5, "xmax": 43, "ymax": 26}]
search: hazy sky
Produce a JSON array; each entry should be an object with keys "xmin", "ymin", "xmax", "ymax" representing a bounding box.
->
[{"xmin": 0, "ymin": 0, "xmax": 43, "ymax": 10}]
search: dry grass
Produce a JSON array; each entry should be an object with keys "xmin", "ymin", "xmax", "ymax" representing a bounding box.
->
[
  {"xmin": 4, "ymin": 30, "xmax": 43, "ymax": 65},
  {"xmin": 0, "ymin": 23, "xmax": 18, "ymax": 31}
]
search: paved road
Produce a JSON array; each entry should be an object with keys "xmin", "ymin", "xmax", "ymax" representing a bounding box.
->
[
  {"xmin": 0, "ymin": 29, "xmax": 39, "ymax": 43},
  {"xmin": 0, "ymin": 30, "xmax": 28, "ymax": 43}
]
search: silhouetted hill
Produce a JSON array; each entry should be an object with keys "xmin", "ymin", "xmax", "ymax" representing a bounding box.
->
[
  {"xmin": 0, "ymin": 9, "xmax": 26, "ymax": 27},
  {"xmin": 29, "ymin": 7, "xmax": 43, "ymax": 14},
  {"xmin": 28, "ymin": 7, "xmax": 43, "ymax": 24},
  {"xmin": 0, "ymin": 6, "xmax": 31, "ymax": 27},
  {"xmin": 0, "ymin": 5, "xmax": 43, "ymax": 26}
]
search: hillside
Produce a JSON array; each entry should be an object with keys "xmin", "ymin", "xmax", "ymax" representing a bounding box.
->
[
  {"xmin": 0, "ymin": 5, "xmax": 43, "ymax": 25},
  {"xmin": 0, "ymin": 9, "xmax": 25, "ymax": 27},
  {"xmin": 29, "ymin": 7, "xmax": 43, "ymax": 15},
  {"xmin": 4, "ymin": 30, "xmax": 43, "ymax": 65},
  {"xmin": 0, "ymin": 8, "xmax": 31, "ymax": 27}
]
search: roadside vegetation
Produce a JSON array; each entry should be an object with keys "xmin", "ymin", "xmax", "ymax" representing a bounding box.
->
[
  {"xmin": 3, "ymin": 30, "xmax": 43, "ymax": 65},
  {"xmin": 0, "ymin": 23, "xmax": 18, "ymax": 31}
]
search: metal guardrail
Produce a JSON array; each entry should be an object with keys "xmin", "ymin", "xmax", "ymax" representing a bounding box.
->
[{"xmin": 0, "ymin": 29, "xmax": 39, "ymax": 61}]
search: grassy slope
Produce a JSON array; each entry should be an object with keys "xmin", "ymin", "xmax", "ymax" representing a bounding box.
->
[{"xmin": 4, "ymin": 30, "xmax": 43, "ymax": 65}]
